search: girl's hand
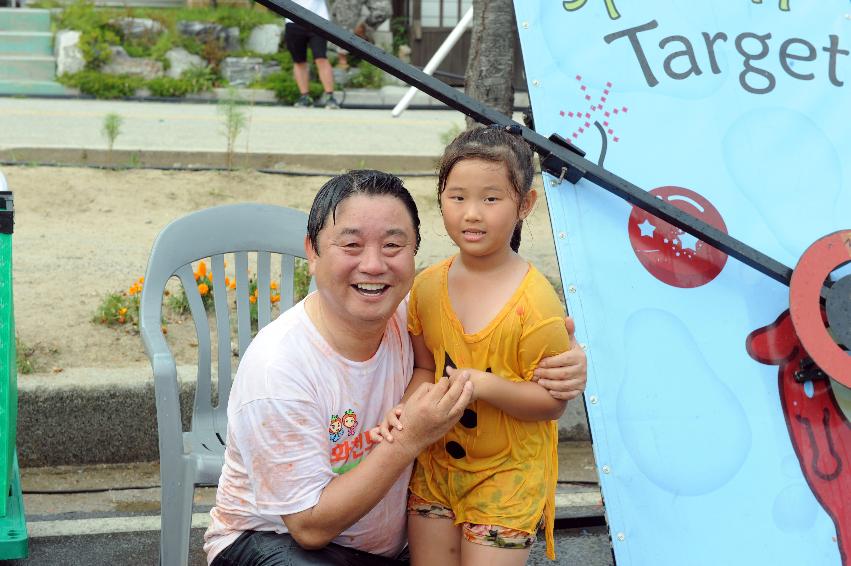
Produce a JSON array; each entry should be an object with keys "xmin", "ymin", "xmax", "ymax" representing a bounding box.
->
[
  {"xmin": 374, "ymin": 404, "xmax": 405, "ymax": 442},
  {"xmin": 445, "ymin": 366, "xmax": 484, "ymax": 401}
]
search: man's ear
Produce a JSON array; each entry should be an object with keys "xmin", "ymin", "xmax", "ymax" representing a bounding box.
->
[
  {"xmin": 520, "ymin": 189, "xmax": 538, "ymax": 220},
  {"xmin": 305, "ymin": 235, "xmax": 318, "ymax": 275}
]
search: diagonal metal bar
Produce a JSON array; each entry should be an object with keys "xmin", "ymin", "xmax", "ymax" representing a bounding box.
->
[{"xmin": 257, "ymin": 0, "xmax": 800, "ymax": 289}]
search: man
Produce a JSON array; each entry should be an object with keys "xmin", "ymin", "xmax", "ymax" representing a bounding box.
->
[
  {"xmin": 285, "ymin": 0, "xmax": 339, "ymax": 108},
  {"xmin": 204, "ymin": 170, "xmax": 587, "ymax": 565}
]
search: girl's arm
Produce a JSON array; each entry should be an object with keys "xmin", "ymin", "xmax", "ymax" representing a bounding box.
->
[
  {"xmin": 446, "ymin": 366, "xmax": 567, "ymax": 422},
  {"xmin": 375, "ymin": 332, "xmax": 436, "ymax": 441},
  {"xmin": 405, "ymin": 332, "xmax": 436, "ymax": 402}
]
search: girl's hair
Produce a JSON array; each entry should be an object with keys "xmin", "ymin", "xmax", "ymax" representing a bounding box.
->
[{"xmin": 437, "ymin": 125, "xmax": 535, "ymax": 252}]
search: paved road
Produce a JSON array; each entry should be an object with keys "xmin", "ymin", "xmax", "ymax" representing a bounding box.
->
[
  {"xmin": 0, "ymin": 97, "xmax": 465, "ymax": 157},
  {"xmin": 9, "ymin": 524, "xmax": 614, "ymax": 565}
]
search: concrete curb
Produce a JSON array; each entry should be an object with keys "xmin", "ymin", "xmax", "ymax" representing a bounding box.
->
[
  {"xmin": 17, "ymin": 366, "xmax": 196, "ymax": 467},
  {"xmin": 0, "ymin": 147, "xmax": 441, "ymax": 173},
  {"xmin": 17, "ymin": 365, "xmax": 590, "ymax": 466}
]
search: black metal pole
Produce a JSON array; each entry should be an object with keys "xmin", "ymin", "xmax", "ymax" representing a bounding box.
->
[{"xmin": 257, "ymin": 0, "xmax": 799, "ymax": 289}]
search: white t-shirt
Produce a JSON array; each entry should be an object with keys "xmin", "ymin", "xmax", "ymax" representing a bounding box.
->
[
  {"xmin": 286, "ymin": 0, "xmax": 330, "ymax": 22},
  {"xmin": 204, "ymin": 296, "xmax": 414, "ymax": 564}
]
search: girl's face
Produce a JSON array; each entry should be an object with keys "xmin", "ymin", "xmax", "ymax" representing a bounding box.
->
[{"xmin": 440, "ymin": 159, "xmax": 536, "ymax": 260}]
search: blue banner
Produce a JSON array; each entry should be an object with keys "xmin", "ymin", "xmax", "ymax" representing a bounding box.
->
[{"xmin": 514, "ymin": 2, "xmax": 851, "ymax": 564}]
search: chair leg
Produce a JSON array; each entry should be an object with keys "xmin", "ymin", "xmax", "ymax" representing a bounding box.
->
[{"xmin": 160, "ymin": 461, "xmax": 196, "ymax": 566}]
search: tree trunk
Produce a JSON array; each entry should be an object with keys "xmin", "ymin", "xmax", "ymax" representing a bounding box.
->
[{"xmin": 464, "ymin": 0, "xmax": 516, "ymax": 128}]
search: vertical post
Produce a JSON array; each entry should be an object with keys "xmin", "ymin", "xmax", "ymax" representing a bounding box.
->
[
  {"xmin": 0, "ymin": 181, "xmax": 27, "ymax": 560},
  {"xmin": 391, "ymin": 5, "xmax": 473, "ymax": 117}
]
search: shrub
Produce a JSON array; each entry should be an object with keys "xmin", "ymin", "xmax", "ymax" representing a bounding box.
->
[
  {"xmin": 79, "ymin": 27, "xmax": 121, "ymax": 69},
  {"xmin": 147, "ymin": 76, "xmax": 194, "ymax": 97},
  {"xmin": 56, "ymin": 0, "xmax": 107, "ymax": 33},
  {"xmin": 347, "ymin": 60, "xmax": 383, "ymax": 89},
  {"xmin": 181, "ymin": 66, "xmax": 218, "ymax": 92},
  {"xmin": 261, "ymin": 71, "xmax": 322, "ymax": 104},
  {"xmin": 59, "ymin": 71, "xmax": 144, "ymax": 98}
]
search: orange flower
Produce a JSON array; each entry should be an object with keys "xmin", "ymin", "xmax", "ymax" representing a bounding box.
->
[
  {"xmin": 224, "ymin": 276, "xmax": 231, "ymax": 288},
  {"xmin": 271, "ymin": 294, "xmax": 280, "ymax": 304},
  {"xmin": 198, "ymin": 283, "xmax": 209, "ymax": 296},
  {"xmin": 270, "ymin": 281, "xmax": 279, "ymax": 290},
  {"xmin": 197, "ymin": 261, "xmax": 207, "ymax": 277},
  {"xmin": 228, "ymin": 279, "xmax": 236, "ymax": 290},
  {"xmin": 193, "ymin": 271, "xmax": 200, "ymax": 281},
  {"xmin": 138, "ymin": 277, "xmax": 144, "ymax": 284},
  {"xmin": 118, "ymin": 316, "xmax": 126, "ymax": 324},
  {"xmin": 119, "ymin": 307, "xmax": 128, "ymax": 315},
  {"xmin": 249, "ymin": 295, "xmax": 257, "ymax": 304}
]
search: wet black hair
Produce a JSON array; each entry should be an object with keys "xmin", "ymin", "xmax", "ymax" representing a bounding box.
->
[
  {"xmin": 437, "ymin": 125, "xmax": 535, "ymax": 252},
  {"xmin": 307, "ymin": 170, "xmax": 421, "ymax": 254}
]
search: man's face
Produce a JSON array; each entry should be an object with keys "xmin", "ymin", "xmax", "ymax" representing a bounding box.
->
[{"xmin": 306, "ymin": 194, "xmax": 417, "ymax": 330}]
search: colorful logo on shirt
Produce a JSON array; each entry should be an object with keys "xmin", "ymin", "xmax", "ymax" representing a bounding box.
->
[
  {"xmin": 328, "ymin": 414, "xmax": 343, "ymax": 442},
  {"xmin": 342, "ymin": 409, "xmax": 358, "ymax": 436},
  {"xmin": 331, "ymin": 429, "xmax": 381, "ymax": 474}
]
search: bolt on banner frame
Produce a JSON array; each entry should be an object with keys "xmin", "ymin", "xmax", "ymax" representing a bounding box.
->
[{"xmin": 0, "ymin": 189, "xmax": 27, "ymax": 560}]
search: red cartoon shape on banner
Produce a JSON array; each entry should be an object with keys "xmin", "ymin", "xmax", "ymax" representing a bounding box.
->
[
  {"xmin": 747, "ymin": 311, "xmax": 851, "ymax": 565},
  {"xmin": 627, "ymin": 186, "xmax": 728, "ymax": 288}
]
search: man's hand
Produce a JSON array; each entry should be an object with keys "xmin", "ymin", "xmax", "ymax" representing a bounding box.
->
[
  {"xmin": 392, "ymin": 374, "xmax": 473, "ymax": 458},
  {"xmin": 532, "ymin": 316, "xmax": 587, "ymax": 401}
]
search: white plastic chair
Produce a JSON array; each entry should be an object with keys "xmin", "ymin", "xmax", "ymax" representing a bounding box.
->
[{"xmin": 139, "ymin": 203, "xmax": 312, "ymax": 566}]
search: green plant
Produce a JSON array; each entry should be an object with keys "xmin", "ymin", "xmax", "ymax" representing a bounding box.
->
[
  {"xmin": 92, "ymin": 277, "xmax": 143, "ymax": 327},
  {"xmin": 147, "ymin": 76, "xmax": 193, "ymax": 97},
  {"xmin": 15, "ymin": 336, "xmax": 36, "ymax": 375},
  {"xmin": 218, "ymin": 88, "xmax": 247, "ymax": 168},
  {"xmin": 347, "ymin": 60, "xmax": 384, "ymax": 89},
  {"xmin": 101, "ymin": 112, "xmax": 123, "ymax": 151},
  {"xmin": 167, "ymin": 259, "xmax": 215, "ymax": 314},
  {"xmin": 79, "ymin": 27, "xmax": 120, "ymax": 69},
  {"xmin": 261, "ymin": 71, "xmax": 322, "ymax": 104},
  {"xmin": 60, "ymin": 71, "xmax": 144, "ymax": 98},
  {"xmin": 390, "ymin": 16, "xmax": 409, "ymax": 57},
  {"xmin": 56, "ymin": 0, "xmax": 107, "ymax": 33},
  {"xmin": 181, "ymin": 66, "xmax": 218, "ymax": 92}
]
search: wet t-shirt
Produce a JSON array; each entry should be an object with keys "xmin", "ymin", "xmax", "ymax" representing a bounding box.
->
[
  {"xmin": 203, "ymin": 296, "xmax": 413, "ymax": 564},
  {"xmin": 407, "ymin": 257, "xmax": 569, "ymax": 560}
]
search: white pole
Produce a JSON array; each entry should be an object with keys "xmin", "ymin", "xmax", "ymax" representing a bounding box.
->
[{"xmin": 392, "ymin": 6, "xmax": 474, "ymax": 118}]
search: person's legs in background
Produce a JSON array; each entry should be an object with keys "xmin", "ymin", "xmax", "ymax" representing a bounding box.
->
[
  {"xmin": 285, "ymin": 22, "xmax": 314, "ymax": 107},
  {"xmin": 308, "ymin": 34, "xmax": 339, "ymax": 109}
]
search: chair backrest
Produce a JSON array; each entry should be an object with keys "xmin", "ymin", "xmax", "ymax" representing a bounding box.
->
[{"xmin": 139, "ymin": 203, "xmax": 310, "ymax": 441}]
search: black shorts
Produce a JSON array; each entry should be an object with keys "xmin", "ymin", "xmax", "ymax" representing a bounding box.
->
[{"xmin": 285, "ymin": 22, "xmax": 328, "ymax": 63}]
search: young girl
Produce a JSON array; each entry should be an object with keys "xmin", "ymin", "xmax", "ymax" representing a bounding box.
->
[{"xmin": 381, "ymin": 125, "xmax": 570, "ymax": 564}]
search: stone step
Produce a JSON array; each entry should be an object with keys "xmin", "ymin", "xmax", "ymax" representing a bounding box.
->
[
  {"xmin": 0, "ymin": 54, "xmax": 55, "ymax": 80},
  {"xmin": 0, "ymin": 31, "xmax": 52, "ymax": 55},
  {"xmin": 0, "ymin": 8, "xmax": 51, "ymax": 32},
  {"xmin": 0, "ymin": 79, "xmax": 71, "ymax": 95}
]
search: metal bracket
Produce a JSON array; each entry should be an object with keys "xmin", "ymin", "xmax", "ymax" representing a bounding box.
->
[
  {"xmin": 539, "ymin": 133, "xmax": 587, "ymax": 185},
  {"xmin": 0, "ymin": 192, "xmax": 13, "ymax": 235},
  {"xmin": 794, "ymin": 357, "xmax": 828, "ymax": 383}
]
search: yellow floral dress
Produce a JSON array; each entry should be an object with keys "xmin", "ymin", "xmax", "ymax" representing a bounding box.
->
[{"xmin": 407, "ymin": 257, "xmax": 569, "ymax": 560}]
